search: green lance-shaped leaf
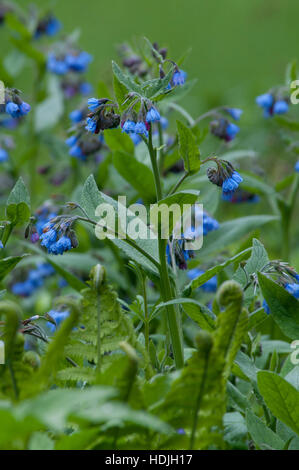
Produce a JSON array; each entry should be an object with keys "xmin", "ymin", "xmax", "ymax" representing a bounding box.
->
[
  {"xmin": 112, "ymin": 61, "xmax": 142, "ymax": 95},
  {"xmin": 258, "ymin": 272, "xmax": 299, "ymax": 339},
  {"xmin": 177, "ymin": 120, "xmax": 201, "ymax": 174},
  {"xmin": 6, "ymin": 177, "xmax": 31, "ymax": 226},
  {"xmin": 246, "ymin": 408, "xmax": 285, "ymax": 450},
  {"xmin": 113, "ymin": 150, "xmax": 156, "ymax": 202},
  {"xmin": 183, "ymin": 247, "xmax": 252, "ymax": 296},
  {"xmin": 104, "ymin": 128, "xmax": 134, "ymax": 154},
  {"xmin": 151, "ymin": 298, "xmax": 216, "ymax": 331},
  {"xmin": 79, "ymin": 174, "xmax": 160, "ymax": 276},
  {"xmin": 0, "ymin": 254, "xmax": 29, "ymax": 282},
  {"xmin": 113, "ymin": 72, "xmax": 129, "ymax": 113},
  {"xmin": 149, "ymin": 189, "xmax": 200, "ymax": 237},
  {"xmin": 257, "ymin": 371, "xmax": 299, "ymax": 436}
]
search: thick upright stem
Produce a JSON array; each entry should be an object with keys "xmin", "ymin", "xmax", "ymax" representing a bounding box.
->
[{"xmin": 147, "ymin": 125, "xmax": 184, "ymax": 369}]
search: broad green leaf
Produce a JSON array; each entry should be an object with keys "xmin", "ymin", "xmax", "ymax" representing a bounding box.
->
[
  {"xmin": 6, "ymin": 177, "xmax": 31, "ymax": 226},
  {"xmin": 151, "ymin": 298, "xmax": 216, "ymax": 331},
  {"xmin": 234, "ymin": 239, "xmax": 269, "ymax": 305},
  {"xmin": 150, "ymin": 189, "xmax": 200, "ymax": 236},
  {"xmin": 183, "ymin": 247, "xmax": 251, "ymax": 296},
  {"xmin": 104, "ymin": 129, "xmax": 134, "ymax": 155},
  {"xmin": 6, "ymin": 177, "xmax": 30, "ymax": 207},
  {"xmin": 177, "ymin": 120, "xmax": 200, "ymax": 174},
  {"xmin": 79, "ymin": 175, "xmax": 159, "ymax": 275},
  {"xmin": 224, "ymin": 412, "xmax": 247, "ymax": 444},
  {"xmin": 113, "ymin": 151, "xmax": 156, "ymax": 202},
  {"xmin": 0, "ymin": 255, "xmax": 29, "ymax": 282},
  {"xmin": 246, "ymin": 408, "xmax": 285, "ymax": 450},
  {"xmin": 257, "ymin": 371, "xmax": 299, "ymax": 436},
  {"xmin": 258, "ymin": 272, "xmax": 299, "ymax": 339},
  {"xmin": 113, "ymin": 73, "xmax": 130, "ymax": 112},
  {"xmin": 111, "ymin": 61, "xmax": 141, "ymax": 95}
]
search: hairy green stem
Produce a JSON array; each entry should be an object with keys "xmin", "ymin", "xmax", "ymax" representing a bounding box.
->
[
  {"xmin": 147, "ymin": 125, "xmax": 184, "ymax": 369},
  {"xmin": 168, "ymin": 171, "xmax": 189, "ymax": 196}
]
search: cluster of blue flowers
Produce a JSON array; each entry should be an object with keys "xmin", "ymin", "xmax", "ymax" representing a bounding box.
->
[
  {"xmin": 222, "ymin": 171, "xmax": 243, "ymax": 195},
  {"xmin": 256, "ymin": 93, "xmax": 289, "ymax": 118},
  {"xmin": 0, "ymin": 240, "xmax": 3, "ymax": 249},
  {"xmin": 167, "ymin": 211, "xmax": 220, "ymax": 270},
  {"xmin": 226, "ymin": 108, "xmax": 243, "ymax": 121},
  {"xmin": 34, "ymin": 15, "xmax": 61, "ymax": 39},
  {"xmin": 166, "ymin": 69, "xmax": 187, "ymax": 89},
  {"xmin": 40, "ymin": 223, "xmax": 74, "ymax": 255},
  {"xmin": 33, "ymin": 207, "xmax": 58, "ymax": 242},
  {"xmin": 166, "ymin": 239, "xmax": 194, "ymax": 270},
  {"xmin": 210, "ymin": 118, "xmax": 240, "ymax": 142},
  {"xmin": 47, "ymin": 309, "xmax": 70, "ymax": 333},
  {"xmin": 12, "ymin": 263, "xmax": 55, "ymax": 297},
  {"xmin": 187, "ymin": 268, "xmax": 217, "ymax": 293},
  {"xmin": 47, "ymin": 51, "xmax": 92, "ymax": 75},
  {"xmin": 121, "ymin": 106, "xmax": 161, "ymax": 141},
  {"xmin": 69, "ymin": 108, "xmax": 85, "ymax": 123},
  {"xmin": 295, "ymin": 161, "xmax": 299, "ymax": 172},
  {"xmin": 5, "ymin": 100, "xmax": 31, "ymax": 119}
]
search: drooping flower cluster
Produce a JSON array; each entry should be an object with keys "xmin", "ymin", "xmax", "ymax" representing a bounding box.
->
[
  {"xmin": 66, "ymin": 106, "xmax": 105, "ymax": 160},
  {"xmin": 121, "ymin": 104, "xmax": 162, "ymax": 141},
  {"xmin": 256, "ymin": 92, "xmax": 289, "ymax": 118},
  {"xmin": 166, "ymin": 238, "xmax": 195, "ymax": 270},
  {"xmin": 2, "ymin": 88, "xmax": 31, "ymax": 119},
  {"xmin": 34, "ymin": 14, "xmax": 61, "ymax": 39},
  {"xmin": 295, "ymin": 161, "xmax": 299, "ymax": 172},
  {"xmin": 207, "ymin": 159, "xmax": 243, "ymax": 197},
  {"xmin": 40, "ymin": 216, "xmax": 78, "ymax": 255},
  {"xmin": 210, "ymin": 118, "xmax": 240, "ymax": 142},
  {"xmin": 47, "ymin": 49, "xmax": 92, "ymax": 75},
  {"xmin": 12, "ymin": 263, "xmax": 55, "ymax": 297},
  {"xmin": 29, "ymin": 202, "xmax": 58, "ymax": 243},
  {"xmin": 85, "ymin": 98, "xmax": 120, "ymax": 134}
]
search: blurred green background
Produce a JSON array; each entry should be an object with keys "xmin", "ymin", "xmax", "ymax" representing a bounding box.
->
[{"xmin": 20, "ymin": 0, "xmax": 299, "ymax": 113}]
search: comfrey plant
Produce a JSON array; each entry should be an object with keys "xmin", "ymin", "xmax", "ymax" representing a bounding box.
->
[{"xmin": 1, "ymin": 8, "xmax": 299, "ymax": 451}]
